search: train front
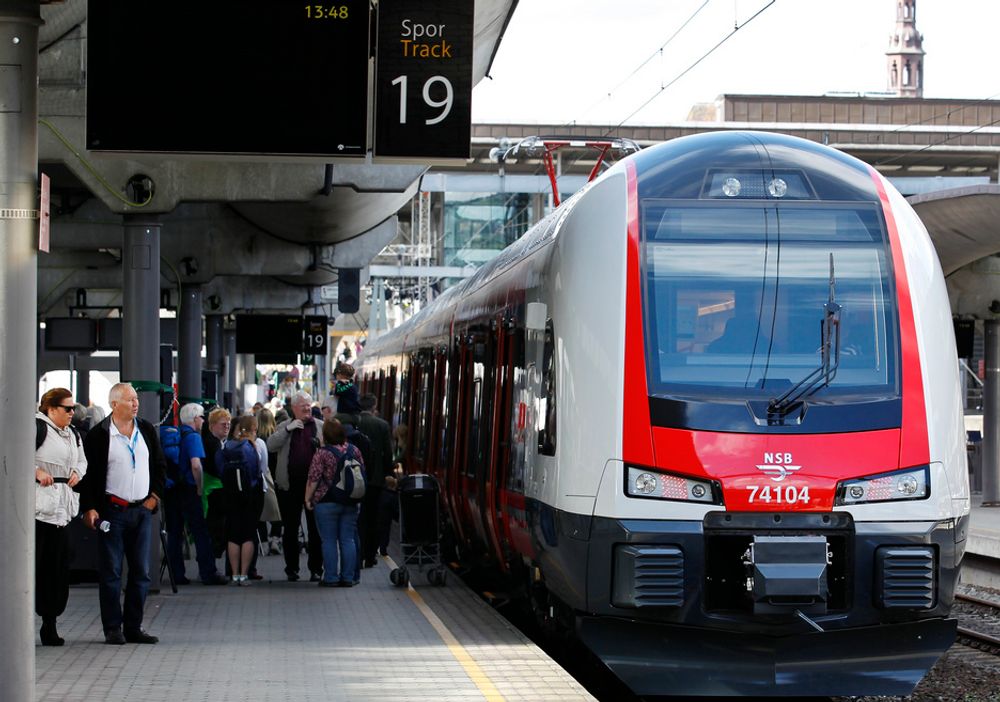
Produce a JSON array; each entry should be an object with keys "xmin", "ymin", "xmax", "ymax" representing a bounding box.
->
[{"xmin": 582, "ymin": 132, "xmax": 970, "ymax": 697}]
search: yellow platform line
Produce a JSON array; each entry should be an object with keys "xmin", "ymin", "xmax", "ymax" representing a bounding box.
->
[{"xmin": 386, "ymin": 556, "xmax": 506, "ymax": 702}]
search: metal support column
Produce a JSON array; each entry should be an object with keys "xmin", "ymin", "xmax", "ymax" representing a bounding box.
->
[
  {"xmin": 178, "ymin": 285, "xmax": 203, "ymax": 405},
  {"xmin": 368, "ymin": 277, "xmax": 386, "ymax": 341},
  {"xmin": 223, "ymin": 329, "xmax": 237, "ymax": 411},
  {"xmin": 316, "ymin": 353, "xmax": 328, "ymax": 400},
  {"xmin": 205, "ymin": 314, "xmax": 224, "ymax": 404},
  {"xmin": 239, "ymin": 353, "xmax": 256, "ymax": 408},
  {"xmin": 123, "ymin": 216, "xmax": 162, "ymax": 423},
  {"xmin": 122, "ymin": 215, "xmax": 164, "ymax": 585},
  {"xmin": 983, "ymin": 319, "xmax": 1000, "ymax": 505},
  {"xmin": 0, "ymin": 6, "xmax": 40, "ymax": 699},
  {"xmin": 77, "ymin": 364, "xmax": 90, "ymax": 407}
]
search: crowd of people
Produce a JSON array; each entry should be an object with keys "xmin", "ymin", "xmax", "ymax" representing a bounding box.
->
[{"xmin": 33, "ymin": 362, "xmax": 397, "ymax": 646}]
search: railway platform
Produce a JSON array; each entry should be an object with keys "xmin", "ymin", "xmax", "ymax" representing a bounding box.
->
[
  {"xmin": 969, "ymin": 494, "xmax": 1000, "ymax": 560},
  {"xmin": 35, "ymin": 548, "xmax": 593, "ymax": 702}
]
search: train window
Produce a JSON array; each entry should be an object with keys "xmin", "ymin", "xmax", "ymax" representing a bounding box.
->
[
  {"xmin": 439, "ymin": 355, "xmax": 454, "ymax": 468},
  {"xmin": 467, "ymin": 375, "xmax": 483, "ymax": 477},
  {"xmin": 414, "ymin": 361, "xmax": 433, "ymax": 459},
  {"xmin": 538, "ymin": 320, "xmax": 557, "ymax": 456},
  {"xmin": 507, "ymin": 331, "xmax": 528, "ymax": 492},
  {"xmin": 642, "ymin": 202, "xmax": 898, "ymax": 403}
]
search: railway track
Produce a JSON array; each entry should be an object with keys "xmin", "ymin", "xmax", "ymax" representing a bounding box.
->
[{"xmin": 955, "ymin": 591, "xmax": 1000, "ymax": 655}]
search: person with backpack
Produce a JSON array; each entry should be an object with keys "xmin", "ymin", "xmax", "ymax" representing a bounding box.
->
[
  {"xmin": 160, "ymin": 404, "xmax": 227, "ymax": 586},
  {"xmin": 305, "ymin": 418, "xmax": 365, "ymax": 588},
  {"xmin": 34, "ymin": 388, "xmax": 87, "ymax": 645},
  {"xmin": 216, "ymin": 415, "xmax": 267, "ymax": 585},
  {"xmin": 267, "ymin": 391, "xmax": 325, "ymax": 582}
]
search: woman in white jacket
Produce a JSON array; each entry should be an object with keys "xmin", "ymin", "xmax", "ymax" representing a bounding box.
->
[{"xmin": 35, "ymin": 388, "xmax": 87, "ymax": 646}]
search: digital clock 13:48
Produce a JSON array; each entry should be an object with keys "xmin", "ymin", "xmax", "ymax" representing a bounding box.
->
[{"xmin": 304, "ymin": 5, "xmax": 349, "ymax": 19}]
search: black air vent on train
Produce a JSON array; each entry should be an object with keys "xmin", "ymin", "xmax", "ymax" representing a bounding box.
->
[
  {"xmin": 612, "ymin": 545, "xmax": 684, "ymax": 608},
  {"xmin": 876, "ymin": 546, "xmax": 936, "ymax": 609}
]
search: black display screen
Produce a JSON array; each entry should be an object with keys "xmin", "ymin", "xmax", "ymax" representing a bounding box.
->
[
  {"xmin": 235, "ymin": 315, "xmax": 303, "ymax": 354},
  {"xmin": 87, "ymin": 2, "xmax": 370, "ymax": 156},
  {"xmin": 374, "ymin": 0, "xmax": 473, "ymax": 160},
  {"xmin": 44, "ymin": 318, "xmax": 98, "ymax": 352}
]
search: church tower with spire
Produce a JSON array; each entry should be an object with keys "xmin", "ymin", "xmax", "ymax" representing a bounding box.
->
[{"xmin": 887, "ymin": 0, "xmax": 925, "ymax": 97}]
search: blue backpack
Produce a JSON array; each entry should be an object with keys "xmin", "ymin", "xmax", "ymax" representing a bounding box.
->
[
  {"xmin": 158, "ymin": 425, "xmax": 183, "ymax": 488},
  {"xmin": 220, "ymin": 440, "xmax": 261, "ymax": 493}
]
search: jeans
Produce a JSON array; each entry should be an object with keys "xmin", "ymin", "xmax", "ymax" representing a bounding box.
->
[
  {"xmin": 164, "ymin": 483, "xmax": 218, "ymax": 582},
  {"xmin": 313, "ymin": 502, "xmax": 359, "ymax": 584},
  {"xmin": 98, "ymin": 504, "xmax": 152, "ymax": 634}
]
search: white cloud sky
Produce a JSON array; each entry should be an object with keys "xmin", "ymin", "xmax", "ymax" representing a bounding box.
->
[{"xmin": 472, "ymin": 0, "xmax": 1000, "ymax": 126}]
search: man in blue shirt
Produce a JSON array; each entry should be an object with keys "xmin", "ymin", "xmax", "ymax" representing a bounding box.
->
[{"xmin": 164, "ymin": 404, "xmax": 227, "ymax": 585}]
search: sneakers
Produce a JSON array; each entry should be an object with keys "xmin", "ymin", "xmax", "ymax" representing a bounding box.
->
[{"xmin": 230, "ymin": 575, "xmax": 251, "ymax": 586}]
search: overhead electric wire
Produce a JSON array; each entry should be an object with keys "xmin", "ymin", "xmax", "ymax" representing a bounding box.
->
[
  {"xmin": 606, "ymin": 0, "xmax": 776, "ymax": 134},
  {"xmin": 873, "ymin": 115, "xmax": 1000, "ymax": 166},
  {"xmin": 574, "ymin": 0, "xmax": 711, "ymax": 125},
  {"xmin": 853, "ymin": 89, "xmax": 1000, "ymax": 145}
]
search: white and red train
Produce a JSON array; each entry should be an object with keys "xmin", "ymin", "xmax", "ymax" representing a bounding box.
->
[{"xmin": 357, "ymin": 131, "xmax": 969, "ymax": 697}]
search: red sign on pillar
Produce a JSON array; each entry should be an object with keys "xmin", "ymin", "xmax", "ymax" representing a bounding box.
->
[{"xmin": 39, "ymin": 172, "xmax": 50, "ymax": 253}]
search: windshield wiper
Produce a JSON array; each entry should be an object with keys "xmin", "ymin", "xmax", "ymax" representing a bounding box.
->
[{"xmin": 768, "ymin": 253, "xmax": 841, "ymax": 415}]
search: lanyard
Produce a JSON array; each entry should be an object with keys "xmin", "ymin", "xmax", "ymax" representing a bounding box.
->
[{"xmin": 116, "ymin": 426, "xmax": 139, "ymax": 471}]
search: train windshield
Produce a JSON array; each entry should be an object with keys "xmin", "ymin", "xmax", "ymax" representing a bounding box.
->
[{"xmin": 642, "ymin": 202, "xmax": 899, "ymax": 403}]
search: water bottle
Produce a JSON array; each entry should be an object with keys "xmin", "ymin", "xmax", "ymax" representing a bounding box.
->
[{"xmin": 98, "ymin": 520, "xmax": 111, "ymax": 533}]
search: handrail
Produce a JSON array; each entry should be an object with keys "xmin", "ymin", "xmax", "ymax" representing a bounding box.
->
[{"xmin": 960, "ymin": 359, "xmax": 984, "ymax": 387}]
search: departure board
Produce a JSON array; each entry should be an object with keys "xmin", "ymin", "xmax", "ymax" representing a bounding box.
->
[
  {"xmin": 87, "ymin": 2, "xmax": 370, "ymax": 156},
  {"xmin": 374, "ymin": 0, "xmax": 474, "ymax": 160}
]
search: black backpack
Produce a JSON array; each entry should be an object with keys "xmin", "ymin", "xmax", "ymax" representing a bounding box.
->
[
  {"xmin": 220, "ymin": 440, "xmax": 262, "ymax": 493},
  {"xmin": 35, "ymin": 418, "xmax": 81, "ymax": 451}
]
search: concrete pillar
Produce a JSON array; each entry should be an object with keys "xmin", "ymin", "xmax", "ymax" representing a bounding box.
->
[
  {"xmin": 178, "ymin": 285, "xmax": 203, "ymax": 404},
  {"xmin": 122, "ymin": 216, "xmax": 161, "ymax": 424},
  {"xmin": 0, "ymin": 6, "xmax": 40, "ymax": 699},
  {"xmin": 984, "ymin": 320, "xmax": 1000, "ymax": 505}
]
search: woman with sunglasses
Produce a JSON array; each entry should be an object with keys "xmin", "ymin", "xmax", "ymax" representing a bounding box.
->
[{"xmin": 35, "ymin": 387, "xmax": 88, "ymax": 645}]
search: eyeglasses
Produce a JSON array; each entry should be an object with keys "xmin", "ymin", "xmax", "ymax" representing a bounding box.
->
[{"xmin": 57, "ymin": 405, "xmax": 76, "ymax": 413}]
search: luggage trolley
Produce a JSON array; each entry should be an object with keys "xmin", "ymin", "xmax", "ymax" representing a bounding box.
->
[{"xmin": 389, "ymin": 473, "xmax": 447, "ymax": 587}]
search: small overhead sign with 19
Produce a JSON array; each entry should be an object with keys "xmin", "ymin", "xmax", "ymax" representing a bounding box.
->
[
  {"xmin": 374, "ymin": 0, "xmax": 473, "ymax": 161},
  {"xmin": 304, "ymin": 316, "xmax": 329, "ymax": 354}
]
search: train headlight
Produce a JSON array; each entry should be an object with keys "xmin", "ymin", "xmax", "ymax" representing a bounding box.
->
[
  {"xmin": 834, "ymin": 466, "xmax": 930, "ymax": 506},
  {"xmin": 626, "ymin": 466, "xmax": 722, "ymax": 504},
  {"xmin": 634, "ymin": 472, "xmax": 657, "ymax": 495}
]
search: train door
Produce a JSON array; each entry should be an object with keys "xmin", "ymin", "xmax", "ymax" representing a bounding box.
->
[
  {"xmin": 427, "ymin": 349, "xmax": 448, "ymax": 486},
  {"xmin": 484, "ymin": 318, "xmax": 516, "ymax": 571},
  {"xmin": 447, "ymin": 339, "xmax": 471, "ymax": 548},
  {"xmin": 499, "ymin": 321, "xmax": 533, "ymax": 560},
  {"xmin": 463, "ymin": 328, "xmax": 493, "ymax": 550},
  {"xmin": 411, "ymin": 352, "xmax": 433, "ymax": 475}
]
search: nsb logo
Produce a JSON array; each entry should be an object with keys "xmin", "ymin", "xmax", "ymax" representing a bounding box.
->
[{"xmin": 755, "ymin": 452, "xmax": 801, "ymax": 482}]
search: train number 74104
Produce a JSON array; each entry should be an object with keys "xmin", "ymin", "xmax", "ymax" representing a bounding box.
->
[{"xmin": 746, "ymin": 485, "xmax": 811, "ymax": 504}]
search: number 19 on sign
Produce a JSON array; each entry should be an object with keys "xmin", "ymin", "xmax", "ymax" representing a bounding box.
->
[{"xmin": 390, "ymin": 75, "xmax": 453, "ymax": 125}]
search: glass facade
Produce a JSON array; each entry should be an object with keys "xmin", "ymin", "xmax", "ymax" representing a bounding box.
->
[{"xmin": 442, "ymin": 192, "xmax": 534, "ymax": 267}]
